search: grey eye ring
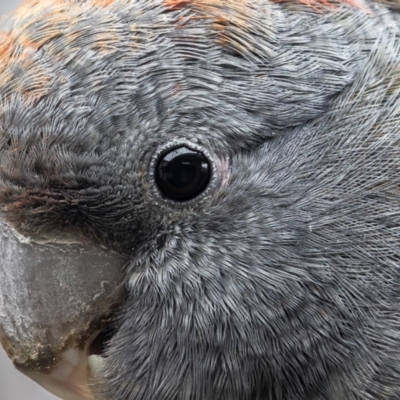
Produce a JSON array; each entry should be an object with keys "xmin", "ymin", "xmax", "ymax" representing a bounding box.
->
[{"xmin": 150, "ymin": 139, "xmax": 217, "ymax": 205}]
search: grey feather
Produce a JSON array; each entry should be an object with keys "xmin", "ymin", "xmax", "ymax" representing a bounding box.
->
[{"xmin": 1, "ymin": 0, "xmax": 400, "ymax": 399}]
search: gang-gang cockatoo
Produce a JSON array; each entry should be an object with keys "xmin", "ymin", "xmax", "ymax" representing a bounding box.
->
[{"xmin": 0, "ymin": 0, "xmax": 400, "ymax": 399}]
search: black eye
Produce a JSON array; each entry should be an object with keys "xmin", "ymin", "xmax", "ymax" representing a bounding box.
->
[{"xmin": 155, "ymin": 146, "xmax": 211, "ymax": 201}]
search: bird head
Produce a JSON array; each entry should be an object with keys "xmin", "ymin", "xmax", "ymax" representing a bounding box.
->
[{"xmin": 1, "ymin": 0, "xmax": 400, "ymax": 399}]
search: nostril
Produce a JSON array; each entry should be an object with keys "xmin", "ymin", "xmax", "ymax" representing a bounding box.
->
[{"xmin": 88, "ymin": 326, "xmax": 116, "ymax": 356}]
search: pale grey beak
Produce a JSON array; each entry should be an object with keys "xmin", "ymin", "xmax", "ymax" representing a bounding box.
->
[{"xmin": 0, "ymin": 219, "xmax": 128, "ymax": 400}]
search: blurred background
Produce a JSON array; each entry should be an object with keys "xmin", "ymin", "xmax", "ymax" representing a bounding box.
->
[{"xmin": 0, "ymin": 1, "xmax": 59, "ymax": 399}]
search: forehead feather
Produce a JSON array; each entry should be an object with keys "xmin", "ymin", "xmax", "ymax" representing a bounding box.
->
[{"xmin": 0, "ymin": 0, "xmax": 367, "ymax": 148}]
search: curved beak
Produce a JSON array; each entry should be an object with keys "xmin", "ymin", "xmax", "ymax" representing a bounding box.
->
[{"xmin": 0, "ymin": 219, "xmax": 128, "ymax": 400}]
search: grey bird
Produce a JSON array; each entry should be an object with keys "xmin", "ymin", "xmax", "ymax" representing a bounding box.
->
[{"xmin": 1, "ymin": 0, "xmax": 400, "ymax": 399}]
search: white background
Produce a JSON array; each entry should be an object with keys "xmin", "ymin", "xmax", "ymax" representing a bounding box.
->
[{"xmin": 0, "ymin": 1, "xmax": 59, "ymax": 399}]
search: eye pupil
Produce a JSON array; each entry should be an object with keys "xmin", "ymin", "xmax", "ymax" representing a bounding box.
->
[{"xmin": 156, "ymin": 146, "xmax": 211, "ymax": 201}]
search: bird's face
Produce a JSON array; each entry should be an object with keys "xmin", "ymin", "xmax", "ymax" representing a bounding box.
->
[{"xmin": 1, "ymin": 0, "xmax": 400, "ymax": 399}]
